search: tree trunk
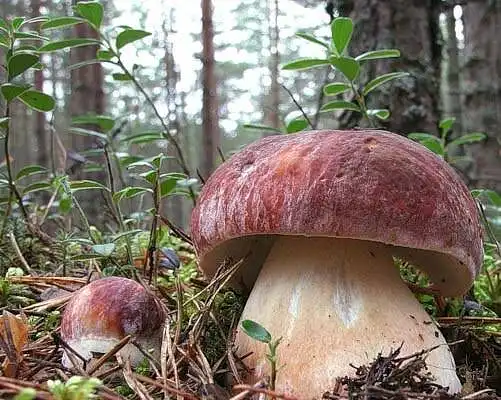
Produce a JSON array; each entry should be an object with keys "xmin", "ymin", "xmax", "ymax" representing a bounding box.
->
[
  {"xmin": 163, "ymin": 10, "xmax": 185, "ymax": 227},
  {"xmin": 69, "ymin": 4, "xmax": 107, "ymax": 225},
  {"xmin": 462, "ymin": 1, "xmax": 501, "ymax": 191},
  {"xmin": 200, "ymin": 0, "xmax": 220, "ymax": 179},
  {"xmin": 32, "ymin": 0, "xmax": 48, "ymax": 167},
  {"xmin": 266, "ymin": 0, "xmax": 280, "ymax": 132},
  {"xmin": 346, "ymin": 0, "xmax": 441, "ymax": 135},
  {"xmin": 443, "ymin": 6, "xmax": 462, "ymax": 138}
]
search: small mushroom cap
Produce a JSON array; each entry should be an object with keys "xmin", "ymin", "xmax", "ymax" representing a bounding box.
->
[
  {"xmin": 61, "ymin": 277, "xmax": 165, "ymax": 366},
  {"xmin": 191, "ymin": 130, "xmax": 483, "ymax": 296}
]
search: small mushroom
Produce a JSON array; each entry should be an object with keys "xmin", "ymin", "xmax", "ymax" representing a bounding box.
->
[
  {"xmin": 60, "ymin": 277, "xmax": 165, "ymax": 368},
  {"xmin": 190, "ymin": 130, "xmax": 483, "ymax": 397}
]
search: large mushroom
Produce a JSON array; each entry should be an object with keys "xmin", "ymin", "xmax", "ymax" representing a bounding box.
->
[
  {"xmin": 61, "ymin": 277, "xmax": 165, "ymax": 368},
  {"xmin": 190, "ymin": 130, "xmax": 483, "ymax": 397}
]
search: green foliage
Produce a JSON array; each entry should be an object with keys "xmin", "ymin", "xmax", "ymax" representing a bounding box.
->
[
  {"xmin": 408, "ymin": 117, "xmax": 486, "ymax": 164},
  {"xmin": 281, "ymin": 16, "xmax": 409, "ymax": 126},
  {"xmin": 14, "ymin": 388, "xmax": 37, "ymax": 400},
  {"xmin": 241, "ymin": 320, "xmax": 282, "ymax": 390},
  {"xmin": 47, "ymin": 376, "xmax": 102, "ymax": 400}
]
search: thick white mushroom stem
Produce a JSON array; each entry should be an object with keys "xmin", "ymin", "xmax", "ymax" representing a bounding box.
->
[{"xmin": 235, "ymin": 236, "xmax": 461, "ymax": 398}]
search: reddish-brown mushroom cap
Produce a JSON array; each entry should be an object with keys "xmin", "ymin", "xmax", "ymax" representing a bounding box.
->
[
  {"xmin": 61, "ymin": 277, "xmax": 165, "ymax": 367},
  {"xmin": 191, "ymin": 129, "xmax": 483, "ymax": 296}
]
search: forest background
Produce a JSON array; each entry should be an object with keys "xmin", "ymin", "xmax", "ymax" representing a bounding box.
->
[{"xmin": 2, "ymin": 0, "xmax": 500, "ymax": 232}]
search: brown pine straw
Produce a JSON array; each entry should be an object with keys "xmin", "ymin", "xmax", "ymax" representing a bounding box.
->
[
  {"xmin": 0, "ymin": 250, "xmax": 499, "ymax": 400},
  {"xmin": 232, "ymin": 382, "xmax": 299, "ymax": 400}
]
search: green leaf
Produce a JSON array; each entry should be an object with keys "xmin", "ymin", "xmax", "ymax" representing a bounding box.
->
[
  {"xmin": 355, "ymin": 49, "xmax": 401, "ymax": 61},
  {"xmin": 439, "ymin": 117, "xmax": 455, "ymax": 132},
  {"xmin": 408, "ymin": 133, "xmax": 444, "ymax": 156},
  {"xmin": 113, "ymin": 187, "xmax": 151, "ymax": 202},
  {"xmin": 70, "ymin": 180, "xmax": 109, "ymax": 192},
  {"xmin": 39, "ymin": 38, "xmax": 101, "ymax": 52},
  {"xmin": 122, "ymin": 131, "xmax": 164, "ymax": 144},
  {"xmin": 151, "ymin": 154, "xmax": 166, "ymax": 169},
  {"xmin": 72, "ymin": 115, "xmax": 115, "ymax": 132},
  {"xmin": 92, "ymin": 243, "xmax": 115, "ymax": 257},
  {"xmin": 41, "ymin": 17, "xmax": 85, "ymax": 30},
  {"xmin": 242, "ymin": 124, "xmax": 281, "ymax": 133},
  {"xmin": 69, "ymin": 127, "xmax": 108, "ymax": 141},
  {"xmin": 0, "ymin": 117, "xmax": 9, "ymax": 129},
  {"xmin": 112, "ymin": 72, "xmax": 132, "ymax": 81},
  {"xmin": 21, "ymin": 16, "xmax": 50, "ymax": 26},
  {"xmin": 7, "ymin": 52, "xmax": 39, "ymax": 80},
  {"xmin": 12, "ymin": 17, "xmax": 25, "ymax": 30},
  {"xmin": 160, "ymin": 177, "xmax": 178, "ymax": 197},
  {"xmin": 127, "ymin": 160, "xmax": 155, "ymax": 170},
  {"xmin": 448, "ymin": 133, "xmax": 486, "ymax": 147},
  {"xmin": 19, "ymin": 90, "xmax": 55, "ymax": 112},
  {"xmin": 71, "ymin": 254, "xmax": 105, "ymax": 261},
  {"xmin": 0, "ymin": 83, "xmax": 30, "ymax": 102},
  {"xmin": 22, "ymin": 181, "xmax": 51, "ymax": 195},
  {"xmin": 475, "ymin": 189, "xmax": 501, "ymax": 206},
  {"xmin": 59, "ymin": 194, "xmax": 72, "ymax": 214},
  {"xmin": 331, "ymin": 17, "xmax": 353, "ymax": 55},
  {"xmin": 119, "ymin": 155, "xmax": 143, "ymax": 167},
  {"xmin": 14, "ymin": 31, "xmax": 49, "ymax": 41},
  {"xmin": 295, "ymin": 32, "xmax": 329, "ymax": 49},
  {"xmin": 241, "ymin": 320, "xmax": 271, "ymax": 344},
  {"xmin": 16, "ymin": 165, "xmax": 47, "ymax": 181},
  {"xmin": 74, "ymin": 1, "xmax": 104, "ymax": 29},
  {"xmin": 0, "ymin": 33, "xmax": 9, "ymax": 49},
  {"xmin": 116, "ymin": 29, "xmax": 151, "ymax": 50},
  {"xmin": 367, "ymin": 109, "xmax": 390, "ymax": 120},
  {"xmin": 282, "ymin": 58, "xmax": 329, "ymax": 71},
  {"xmin": 13, "ymin": 387, "xmax": 37, "ymax": 400},
  {"xmin": 323, "ymin": 82, "xmax": 351, "ymax": 96},
  {"xmin": 419, "ymin": 139, "xmax": 445, "ymax": 156},
  {"xmin": 329, "ymin": 56, "xmax": 360, "ymax": 81},
  {"xmin": 16, "ymin": 44, "xmax": 38, "ymax": 52},
  {"xmin": 96, "ymin": 49, "xmax": 114, "ymax": 60},
  {"xmin": 407, "ymin": 133, "xmax": 440, "ymax": 142},
  {"xmin": 140, "ymin": 170, "xmax": 157, "ymax": 185},
  {"xmin": 320, "ymin": 100, "xmax": 360, "ymax": 113},
  {"xmin": 363, "ymin": 72, "xmax": 410, "ymax": 96},
  {"xmin": 286, "ymin": 117, "xmax": 309, "ymax": 133}
]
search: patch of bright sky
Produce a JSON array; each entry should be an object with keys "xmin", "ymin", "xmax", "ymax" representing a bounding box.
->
[{"xmin": 111, "ymin": 0, "xmax": 327, "ymax": 131}]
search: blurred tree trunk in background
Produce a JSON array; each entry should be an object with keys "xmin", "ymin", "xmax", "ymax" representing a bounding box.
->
[
  {"xmin": 70, "ymin": 1, "xmax": 107, "ymax": 224},
  {"xmin": 32, "ymin": 0, "xmax": 48, "ymax": 167},
  {"xmin": 265, "ymin": 0, "xmax": 280, "ymax": 131},
  {"xmin": 162, "ymin": 10, "xmax": 185, "ymax": 227},
  {"xmin": 344, "ymin": 0, "xmax": 441, "ymax": 134},
  {"xmin": 462, "ymin": 2, "xmax": 501, "ymax": 192},
  {"xmin": 200, "ymin": 0, "xmax": 220, "ymax": 179},
  {"xmin": 443, "ymin": 5, "xmax": 462, "ymax": 138}
]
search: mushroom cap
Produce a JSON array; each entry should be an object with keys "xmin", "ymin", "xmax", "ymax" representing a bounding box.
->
[
  {"xmin": 61, "ymin": 277, "xmax": 165, "ymax": 366},
  {"xmin": 191, "ymin": 129, "xmax": 484, "ymax": 296}
]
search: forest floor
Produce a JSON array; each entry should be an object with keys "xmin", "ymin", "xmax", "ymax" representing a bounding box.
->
[{"xmin": 0, "ymin": 227, "xmax": 500, "ymax": 400}]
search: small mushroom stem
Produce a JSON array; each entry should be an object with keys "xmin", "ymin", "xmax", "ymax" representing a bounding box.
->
[{"xmin": 235, "ymin": 236, "xmax": 461, "ymax": 398}]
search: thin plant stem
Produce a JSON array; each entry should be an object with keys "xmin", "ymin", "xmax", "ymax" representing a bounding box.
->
[
  {"xmin": 103, "ymin": 144, "xmax": 133, "ymax": 265},
  {"xmin": 3, "ymin": 104, "xmax": 28, "ymax": 222},
  {"xmin": 280, "ymin": 84, "xmax": 313, "ymax": 128},
  {"xmin": 72, "ymin": 195, "xmax": 95, "ymax": 243},
  {"xmin": 114, "ymin": 58, "xmax": 196, "ymax": 204}
]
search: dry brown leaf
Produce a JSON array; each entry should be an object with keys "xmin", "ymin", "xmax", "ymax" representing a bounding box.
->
[{"xmin": 0, "ymin": 311, "xmax": 29, "ymax": 377}]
